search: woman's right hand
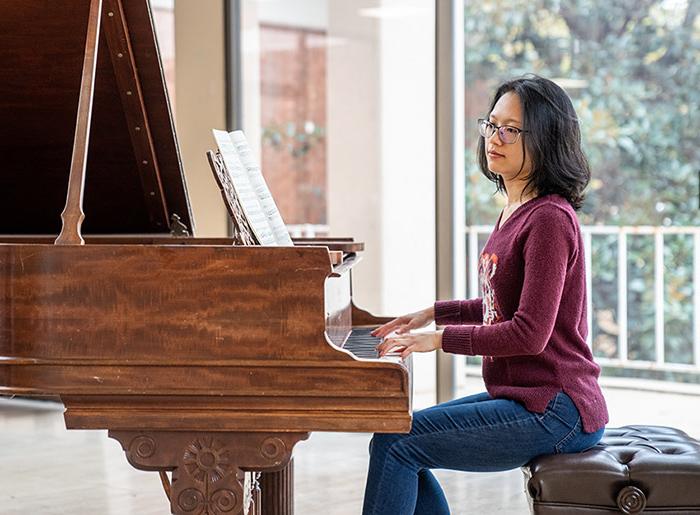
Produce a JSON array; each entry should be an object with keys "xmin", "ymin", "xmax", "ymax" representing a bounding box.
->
[{"xmin": 370, "ymin": 306, "xmax": 435, "ymax": 339}]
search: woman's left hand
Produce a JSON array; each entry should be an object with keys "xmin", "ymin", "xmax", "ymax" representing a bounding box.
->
[{"xmin": 376, "ymin": 330, "xmax": 443, "ymax": 359}]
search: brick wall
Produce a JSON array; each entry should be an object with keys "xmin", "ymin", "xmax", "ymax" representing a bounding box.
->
[{"xmin": 260, "ymin": 24, "xmax": 327, "ymax": 225}]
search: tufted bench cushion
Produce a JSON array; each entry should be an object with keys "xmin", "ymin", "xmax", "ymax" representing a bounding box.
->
[{"xmin": 523, "ymin": 425, "xmax": 700, "ymax": 514}]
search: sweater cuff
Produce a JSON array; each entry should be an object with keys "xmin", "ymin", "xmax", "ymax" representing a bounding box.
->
[
  {"xmin": 434, "ymin": 300, "xmax": 462, "ymax": 326},
  {"xmin": 441, "ymin": 325, "xmax": 476, "ymax": 355}
]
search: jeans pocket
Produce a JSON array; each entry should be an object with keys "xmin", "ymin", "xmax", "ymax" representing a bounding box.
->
[
  {"xmin": 554, "ymin": 417, "xmax": 582, "ymax": 453},
  {"xmin": 537, "ymin": 392, "xmax": 584, "ymax": 453},
  {"xmin": 547, "ymin": 392, "xmax": 581, "ymax": 430},
  {"xmin": 547, "ymin": 392, "xmax": 604, "ymax": 454}
]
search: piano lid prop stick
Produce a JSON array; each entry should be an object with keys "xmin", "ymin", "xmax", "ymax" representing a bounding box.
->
[{"xmin": 55, "ymin": 0, "xmax": 103, "ymax": 245}]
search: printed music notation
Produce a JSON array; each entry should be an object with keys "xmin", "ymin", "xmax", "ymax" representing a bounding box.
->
[{"xmin": 212, "ymin": 129, "xmax": 293, "ymax": 246}]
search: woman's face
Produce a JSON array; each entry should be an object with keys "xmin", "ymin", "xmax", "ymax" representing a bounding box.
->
[{"xmin": 485, "ymin": 91, "xmax": 532, "ymax": 182}]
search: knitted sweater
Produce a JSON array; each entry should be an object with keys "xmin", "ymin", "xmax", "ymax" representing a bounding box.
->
[{"xmin": 435, "ymin": 194, "xmax": 608, "ymax": 433}]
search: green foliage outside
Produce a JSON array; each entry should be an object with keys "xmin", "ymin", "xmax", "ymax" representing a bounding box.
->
[{"xmin": 464, "ymin": 0, "xmax": 700, "ymax": 380}]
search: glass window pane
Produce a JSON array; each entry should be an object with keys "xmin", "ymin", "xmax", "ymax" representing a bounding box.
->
[{"xmin": 464, "ymin": 0, "xmax": 700, "ymax": 378}]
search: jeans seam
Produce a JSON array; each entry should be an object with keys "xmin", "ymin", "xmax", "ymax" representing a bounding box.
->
[
  {"xmin": 366, "ymin": 451, "xmax": 398, "ymax": 514},
  {"xmin": 546, "ymin": 409, "xmax": 577, "ymax": 428},
  {"xmin": 554, "ymin": 416, "xmax": 581, "ymax": 453},
  {"xmin": 396, "ymin": 412, "xmax": 551, "ymax": 460},
  {"xmin": 411, "ymin": 414, "xmax": 546, "ymax": 441},
  {"xmin": 550, "ymin": 392, "xmax": 560, "ymax": 412}
]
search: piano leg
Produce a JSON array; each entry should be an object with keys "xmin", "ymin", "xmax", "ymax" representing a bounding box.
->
[
  {"xmin": 252, "ymin": 478, "xmax": 262, "ymax": 515},
  {"xmin": 259, "ymin": 459, "xmax": 295, "ymax": 515},
  {"xmin": 108, "ymin": 431, "xmax": 309, "ymax": 515}
]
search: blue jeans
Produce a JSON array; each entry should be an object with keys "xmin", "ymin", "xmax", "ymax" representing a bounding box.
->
[{"xmin": 362, "ymin": 391, "xmax": 604, "ymax": 515}]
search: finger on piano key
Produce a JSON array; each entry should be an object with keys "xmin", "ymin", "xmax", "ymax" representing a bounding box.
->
[{"xmin": 371, "ymin": 318, "xmax": 404, "ymax": 338}]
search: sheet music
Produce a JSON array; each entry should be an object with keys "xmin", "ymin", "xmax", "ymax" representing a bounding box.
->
[
  {"xmin": 229, "ymin": 130, "xmax": 294, "ymax": 246},
  {"xmin": 212, "ymin": 129, "xmax": 276, "ymax": 245}
]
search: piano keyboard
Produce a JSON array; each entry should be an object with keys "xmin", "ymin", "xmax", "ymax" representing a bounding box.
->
[{"xmin": 343, "ymin": 326, "xmax": 381, "ymax": 358}]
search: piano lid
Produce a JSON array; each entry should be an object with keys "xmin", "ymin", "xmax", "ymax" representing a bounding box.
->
[{"xmin": 0, "ymin": 0, "xmax": 193, "ymax": 235}]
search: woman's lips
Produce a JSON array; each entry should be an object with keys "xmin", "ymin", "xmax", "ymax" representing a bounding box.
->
[{"xmin": 488, "ymin": 150, "xmax": 504, "ymax": 158}]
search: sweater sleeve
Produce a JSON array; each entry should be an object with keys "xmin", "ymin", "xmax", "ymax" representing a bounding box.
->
[
  {"xmin": 441, "ymin": 206, "xmax": 577, "ymax": 357},
  {"xmin": 434, "ymin": 299, "xmax": 483, "ymax": 326}
]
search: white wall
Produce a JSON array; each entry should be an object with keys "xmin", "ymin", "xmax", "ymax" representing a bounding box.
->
[
  {"xmin": 378, "ymin": 0, "xmax": 436, "ymax": 318},
  {"xmin": 327, "ymin": 0, "xmax": 436, "ymax": 404},
  {"xmin": 151, "ymin": 0, "xmax": 174, "ymax": 8},
  {"xmin": 379, "ymin": 0, "xmax": 436, "ymax": 406},
  {"xmin": 327, "ymin": 2, "xmax": 383, "ymax": 312},
  {"xmin": 257, "ymin": 0, "xmax": 328, "ymax": 29},
  {"xmin": 174, "ymin": 0, "xmax": 229, "ymax": 237},
  {"xmin": 242, "ymin": 1, "xmax": 262, "ymax": 157}
]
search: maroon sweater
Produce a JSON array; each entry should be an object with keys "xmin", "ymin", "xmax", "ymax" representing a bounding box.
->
[{"xmin": 435, "ymin": 194, "xmax": 608, "ymax": 433}]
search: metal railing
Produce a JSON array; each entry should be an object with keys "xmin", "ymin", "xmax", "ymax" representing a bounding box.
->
[{"xmin": 465, "ymin": 225, "xmax": 700, "ymax": 376}]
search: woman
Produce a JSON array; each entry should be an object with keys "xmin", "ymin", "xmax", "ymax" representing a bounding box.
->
[{"xmin": 362, "ymin": 75, "xmax": 609, "ymax": 515}]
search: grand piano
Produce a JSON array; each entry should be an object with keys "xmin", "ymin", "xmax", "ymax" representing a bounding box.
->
[{"xmin": 0, "ymin": 1, "xmax": 412, "ymax": 514}]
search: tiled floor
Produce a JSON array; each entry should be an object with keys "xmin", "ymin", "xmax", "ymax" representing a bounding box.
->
[{"xmin": 1, "ymin": 377, "xmax": 699, "ymax": 514}]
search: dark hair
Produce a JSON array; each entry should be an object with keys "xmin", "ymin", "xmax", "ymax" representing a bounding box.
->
[{"xmin": 477, "ymin": 74, "xmax": 590, "ymax": 210}]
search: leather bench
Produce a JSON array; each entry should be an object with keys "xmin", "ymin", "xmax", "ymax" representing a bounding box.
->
[{"xmin": 523, "ymin": 425, "xmax": 700, "ymax": 514}]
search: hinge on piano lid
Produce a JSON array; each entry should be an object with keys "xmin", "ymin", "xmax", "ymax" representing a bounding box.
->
[{"xmin": 169, "ymin": 213, "xmax": 190, "ymax": 237}]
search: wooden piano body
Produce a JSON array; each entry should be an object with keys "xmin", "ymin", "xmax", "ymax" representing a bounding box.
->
[{"xmin": 0, "ymin": 1, "xmax": 412, "ymax": 514}]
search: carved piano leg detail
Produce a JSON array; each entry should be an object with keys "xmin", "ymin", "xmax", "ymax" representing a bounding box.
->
[
  {"xmin": 172, "ymin": 435, "xmax": 245, "ymax": 514},
  {"xmin": 259, "ymin": 459, "xmax": 294, "ymax": 515},
  {"xmin": 108, "ymin": 431, "xmax": 309, "ymax": 515}
]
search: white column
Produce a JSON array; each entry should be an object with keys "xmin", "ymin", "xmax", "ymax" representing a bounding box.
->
[
  {"xmin": 327, "ymin": 2, "xmax": 384, "ymax": 312},
  {"xmin": 436, "ymin": 0, "xmax": 464, "ymax": 402}
]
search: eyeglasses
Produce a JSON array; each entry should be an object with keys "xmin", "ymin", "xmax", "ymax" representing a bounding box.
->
[{"xmin": 477, "ymin": 119, "xmax": 528, "ymax": 144}]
